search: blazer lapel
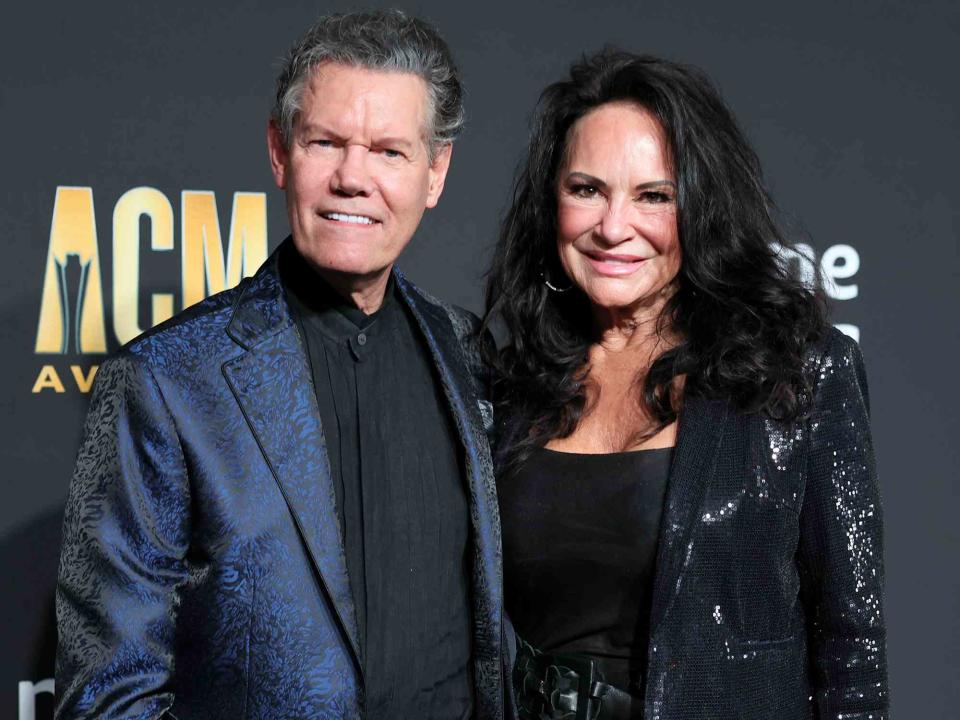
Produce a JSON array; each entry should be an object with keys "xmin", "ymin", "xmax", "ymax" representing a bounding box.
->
[
  {"xmin": 395, "ymin": 271, "xmax": 504, "ymax": 718},
  {"xmin": 648, "ymin": 394, "xmax": 730, "ymax": 637},
  {"xmin": 221, "ymin": 250, "xmax": 363, "ymax": 679}
]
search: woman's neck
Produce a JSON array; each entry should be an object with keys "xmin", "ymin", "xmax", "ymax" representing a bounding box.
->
[{"xmin": 590, "ymin": 293, "xmax": 673, "ymax": 355}]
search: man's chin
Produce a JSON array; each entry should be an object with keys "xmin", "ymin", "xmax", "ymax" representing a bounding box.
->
[
  {"xmin": 324, "ymin": 264, "xmax": 393, "ymax": 284},
  {"xmin": 298, "ymin": 253, "xmax": 393, "ymax": 288}
]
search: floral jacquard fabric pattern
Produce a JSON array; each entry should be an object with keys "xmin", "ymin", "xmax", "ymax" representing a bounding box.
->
[{"xmin": 54, "ymin": 239, "xmax": 507, "ymax": 720}]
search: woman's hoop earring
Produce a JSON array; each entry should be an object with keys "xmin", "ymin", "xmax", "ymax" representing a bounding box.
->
[{"xmin": 541, "ymin": 271, "xmax": 573, "ymax": 293}]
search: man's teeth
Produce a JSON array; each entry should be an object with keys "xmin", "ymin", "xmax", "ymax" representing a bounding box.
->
[{"xmin": 324, "ymin": 212, "xmax": 375, "ymax": 225}]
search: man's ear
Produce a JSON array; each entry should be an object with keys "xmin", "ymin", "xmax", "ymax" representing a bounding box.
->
[
  {"xmin": 267, "ymin": 120, "xmax": 289, "ymax": 189},
  {"xmin": 425, "ymin": 143, "xmax": 453, "ymax": 209}
]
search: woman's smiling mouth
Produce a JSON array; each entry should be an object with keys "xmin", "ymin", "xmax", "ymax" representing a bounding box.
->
[{"xmin": 582, "ymin": 249, "xmax": 647, "ymax": 276}]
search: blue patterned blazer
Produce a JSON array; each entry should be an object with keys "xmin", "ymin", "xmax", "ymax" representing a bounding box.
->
[{"xmin": 55, "ymin": 241, "xmax": 508, "ymax": 719}]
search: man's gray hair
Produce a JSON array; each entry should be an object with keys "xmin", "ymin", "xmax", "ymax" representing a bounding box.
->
[{"xmin": 272, "ymin": 9, "xmax": 464, "ymax": 157}]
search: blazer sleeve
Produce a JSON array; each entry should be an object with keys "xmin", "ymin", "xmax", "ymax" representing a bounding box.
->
[
  {"xmin": 55, "ymin": 354, "xmax": 191, "ymax": 720},
  {"xmin": 797, "ymin": 329, "xmax": 889, "ymax": 718}
]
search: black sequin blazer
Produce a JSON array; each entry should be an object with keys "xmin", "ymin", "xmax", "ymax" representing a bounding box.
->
[{"xmin": 624, "ymin": 327, "xmax": 888, "ymax": 718}]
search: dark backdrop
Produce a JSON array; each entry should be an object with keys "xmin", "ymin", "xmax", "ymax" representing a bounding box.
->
[{"xmin": 2, "ymin": 1, "xmax": 957, "ymax": 717}]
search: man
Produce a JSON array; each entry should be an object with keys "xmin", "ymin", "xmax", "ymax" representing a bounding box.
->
[{"xmin": 55, "ymin": 11, "xmax": 508, "ymax": 719}]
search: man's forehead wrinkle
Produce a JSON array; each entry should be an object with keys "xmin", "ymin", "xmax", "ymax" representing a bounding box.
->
[
  {"xmin": 302, "ymin": 103, "xmax": 417, "ymax": 145},
  {"xmin": 297, "ymin": 77, "xmax": 430, "ymax": 155},
  {"xmin": 304, "ymin": 63, "xmax": 432, "ymax": 137}
]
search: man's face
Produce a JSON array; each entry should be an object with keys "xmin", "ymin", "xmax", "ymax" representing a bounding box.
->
[{"xmin": 268, "ymin": 62, "xmax": 452, "ymax": 293}]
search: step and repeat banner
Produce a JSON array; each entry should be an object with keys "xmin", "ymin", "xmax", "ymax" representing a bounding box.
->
[{"xmin": 2, "ymin": 1, "xmax": 957, "ymax": 717}]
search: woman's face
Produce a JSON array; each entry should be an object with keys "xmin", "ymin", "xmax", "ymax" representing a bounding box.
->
[{"xmin": 556, "ymin": 102, "xmax": 681, "ymax": 316}]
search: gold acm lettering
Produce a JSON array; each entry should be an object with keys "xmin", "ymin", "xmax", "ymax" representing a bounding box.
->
[
  {"xmin": 70, "ymin": 364, "xmax": 99, "ymax": 393},
  {"xmin": 182, "ymin": 191, "xmax": 267, "ymax": 309},
  {"xmin": 34, "ymin": 186, "xmax": 268, "ymax": 396},
  {"xmin": 32, "ymin": 365, "xmax": 65, "ymax": 393},
  {"xmin": 112, "ymin": 187, "xmax": 176, "ymax": 345},
  {"xmin": 31, "ymin": 364, "xmax": 100, "ymax": 393},
  {"xmin": 34, "ymin": 187, "xmax": 107, "ymax": 354}
]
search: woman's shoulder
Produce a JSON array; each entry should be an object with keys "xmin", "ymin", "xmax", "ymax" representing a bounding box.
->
[
  {"xmin": 808, "ymin": 325, "xmax": 866, "ymax": 379},
  {"xmin": 811, "ymin": 325, "xmax": 862, "ymax": 365},
  {"xmin": 806, "ymin": 325, "xmax": 870, "ymax": 415}
]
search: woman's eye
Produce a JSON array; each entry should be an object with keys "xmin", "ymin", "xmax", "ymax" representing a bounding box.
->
[
  {"xmin": 639, "ymin": 191, "xmax": 673, "ymax": 204},
  {"xmin": 570, "ymin": 184, "xmax": 598, "ymax": 198}
]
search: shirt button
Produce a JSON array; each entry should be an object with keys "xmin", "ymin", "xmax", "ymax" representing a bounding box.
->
[{"xmin": 357, "ymin": 332, "xmax": 367, "ymax": 346}]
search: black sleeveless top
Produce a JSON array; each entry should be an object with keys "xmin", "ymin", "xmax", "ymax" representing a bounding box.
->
[{"xmin": 499, "ymin": 446, "xmax": 673, "ymax": 696}]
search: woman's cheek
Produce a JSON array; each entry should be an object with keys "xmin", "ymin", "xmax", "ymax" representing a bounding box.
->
[{"xmin": 556, "ymin": 202, "xmax": 596, "ymax": 242}]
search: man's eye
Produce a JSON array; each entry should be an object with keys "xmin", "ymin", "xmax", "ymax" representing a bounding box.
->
[
  {"xmin": 310, "ymin": 139, "xmax": 334, "ymax": 148},
  {"xmin": 382, "ymin": 148, "xmax": 403, "ymax": 159}
]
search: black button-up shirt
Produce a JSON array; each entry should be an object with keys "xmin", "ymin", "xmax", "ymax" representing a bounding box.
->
[{"xmin": 280, "ymin": 245, "xmax": 473, "ymax": 719}]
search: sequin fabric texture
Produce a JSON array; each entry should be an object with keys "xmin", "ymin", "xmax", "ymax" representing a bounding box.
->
[
  {"xmin": 634, "ymin": 328, "xmax": 888, "ymax": 719},
  {"xmin": 55, "ymin": 241, "xmax": 507, "ymax": 720}
]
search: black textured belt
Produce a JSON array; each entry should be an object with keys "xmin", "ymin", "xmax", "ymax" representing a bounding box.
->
[{"xmin": 513, "ymin": 637, "xmax": 642, "ymax": 720}]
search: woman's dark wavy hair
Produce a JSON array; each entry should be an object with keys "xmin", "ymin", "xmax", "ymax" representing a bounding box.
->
[{"xmin": 483, "ymin": 50, "xmax": 827, "ymax": 473}]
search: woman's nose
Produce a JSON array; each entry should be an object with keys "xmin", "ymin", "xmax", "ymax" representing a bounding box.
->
[{"xmin": 596, "ymin": 198, "xmax": 633, "ymax": 245}]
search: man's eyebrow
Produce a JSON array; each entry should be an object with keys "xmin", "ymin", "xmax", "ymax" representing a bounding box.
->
[
  {"xmin": 296, "ymin": 125, "xmax": 419, "ymax": 152},
  {"xmin": 296, "ymin": 123, "xmax": 346, "ymax": 143},
  {"xmin": 372, "ymin": 136, "xmax": 416, "ymax": 151}
]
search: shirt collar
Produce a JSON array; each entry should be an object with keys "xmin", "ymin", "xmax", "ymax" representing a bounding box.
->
[{"xmin": 279, "ymin": 242, "xmax": 398, "ymax": 342}]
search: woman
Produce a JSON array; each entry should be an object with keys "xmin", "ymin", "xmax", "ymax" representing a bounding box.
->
[{"xmin": 485, "ymin": 52, "xmax": 887, "ymax": 719}]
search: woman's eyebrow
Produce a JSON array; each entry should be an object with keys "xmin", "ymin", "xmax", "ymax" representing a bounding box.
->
[
  {"xmin": 563, "ymin": 173, "xmax": 676, "ymax": 192},
  {"xmin": 564, "ymin": 171, "xmax": 606, "ymax": 187},
  {"xmin": 636, "ymin": 180, "xmax": 677, "ymax": 191}
]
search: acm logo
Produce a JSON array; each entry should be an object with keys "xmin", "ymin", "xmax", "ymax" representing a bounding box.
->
[{"xmin": 32, "ymin": 186, "xmax": 268, "ymax": 393}]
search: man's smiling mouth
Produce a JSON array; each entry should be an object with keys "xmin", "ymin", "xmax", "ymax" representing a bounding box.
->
[{"xmin": 321, "ymin": 212, "xmax": 378, "ymax": 225}]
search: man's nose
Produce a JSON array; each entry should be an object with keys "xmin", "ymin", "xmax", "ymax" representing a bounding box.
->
[
  {"xmin": 596, "ymin": 198, "xmax": 634, "ymax": 245},
  {"xmin": 331, "ymin": 145, "xmax": 374, "ymax": 197}
]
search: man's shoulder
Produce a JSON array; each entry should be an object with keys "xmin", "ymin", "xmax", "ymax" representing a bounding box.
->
[
  {"xmin": 118, "ymin": 279, "xmax": 252, "ymax": 372},
  {"xmin": 394, "ymin": 271, "xmax": 480, "ymax": 341},
  {"xmin": 427, "ymin": 294, "xmax": 481, "ymax": 344}
]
